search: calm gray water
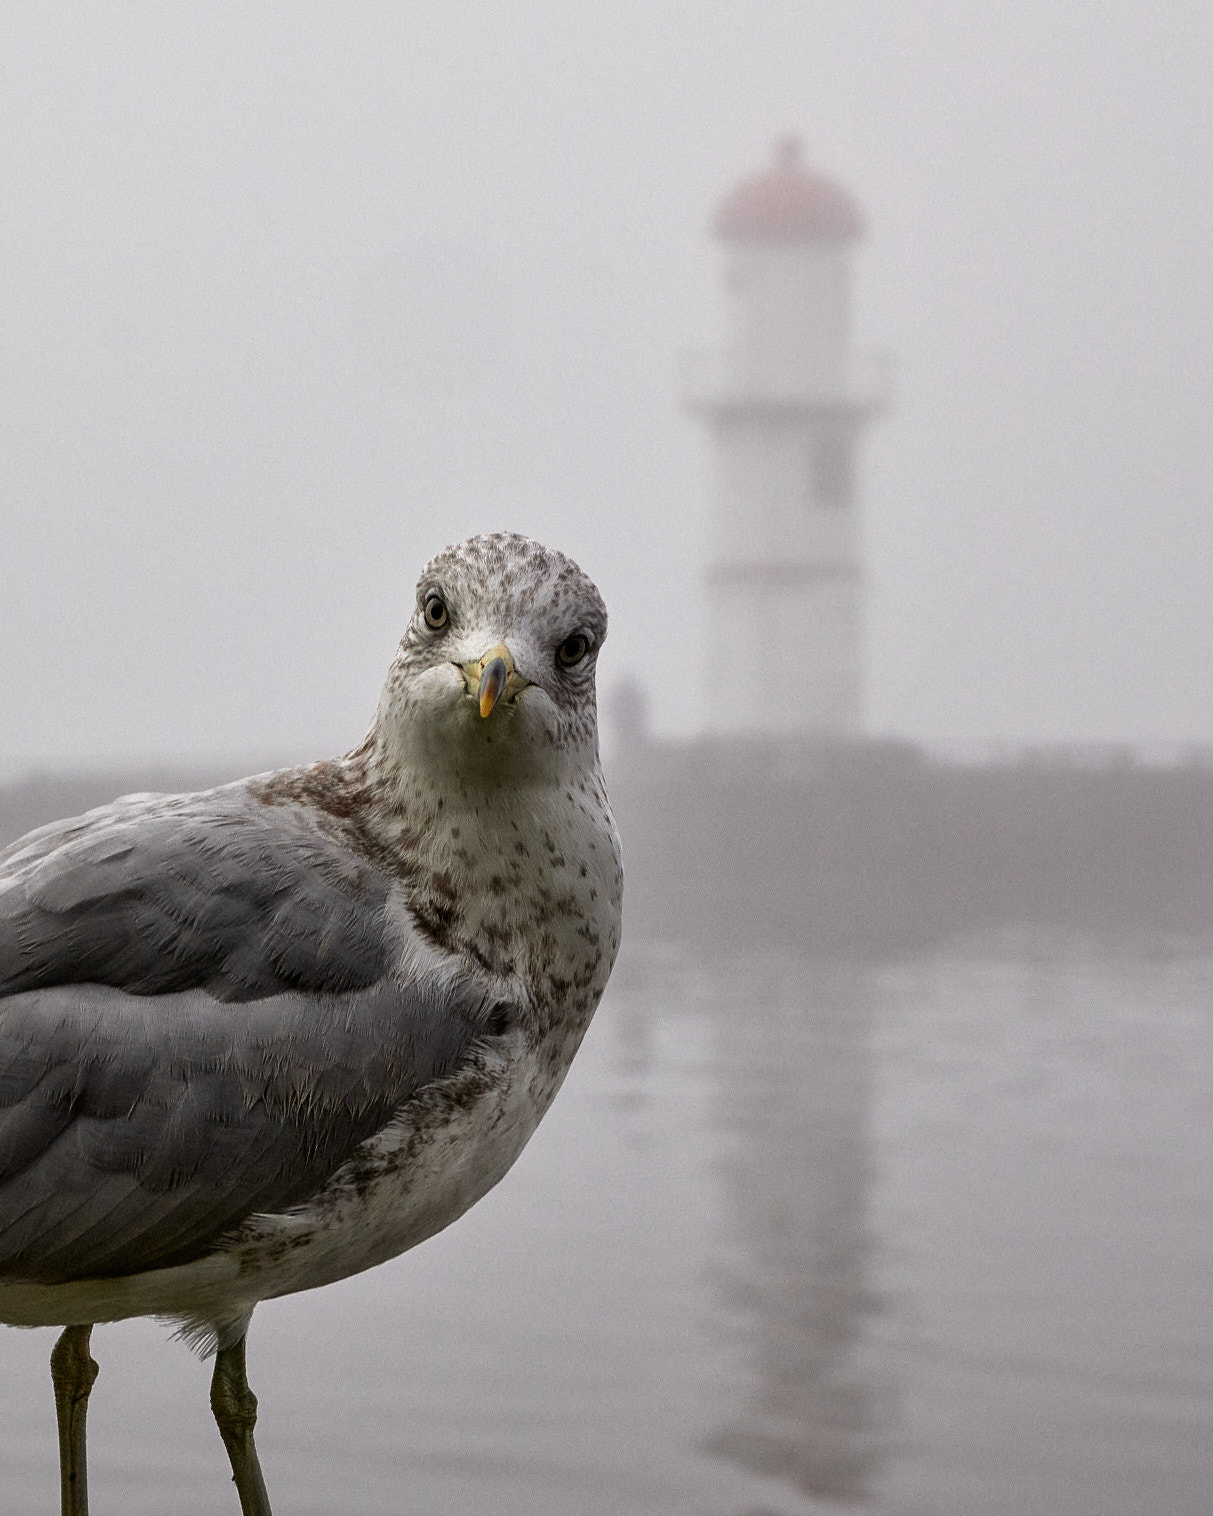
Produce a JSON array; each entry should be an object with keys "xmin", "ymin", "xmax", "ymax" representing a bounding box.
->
[{"xmin": 3, "ymin": 938, "xmax": 1211, "ymax": 1514}]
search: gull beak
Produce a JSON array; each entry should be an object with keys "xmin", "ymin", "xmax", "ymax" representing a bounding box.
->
[{"xmin": 461, "ymin": 644, "xmax": 526, "ymax": 718}]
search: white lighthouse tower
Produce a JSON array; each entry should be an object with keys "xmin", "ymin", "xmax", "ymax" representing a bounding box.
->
[{"xmin": 686, "ymin": 137, "xmax": 887, "ymax": 738}]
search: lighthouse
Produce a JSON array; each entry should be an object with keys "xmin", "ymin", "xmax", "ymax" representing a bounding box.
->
[{"xmin": 685, "ymin": 137, "xmax": 888, "ymax": 739}]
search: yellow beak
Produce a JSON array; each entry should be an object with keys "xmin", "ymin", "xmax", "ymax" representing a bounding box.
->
[{"xmin": 461, "ymin": 644, "xmax": 524, "ymax": 718}]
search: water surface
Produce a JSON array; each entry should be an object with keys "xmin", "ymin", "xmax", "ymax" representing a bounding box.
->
[{"xmin": 3, "ymin": 938, "xmax": 1210, "ymax": 1514}]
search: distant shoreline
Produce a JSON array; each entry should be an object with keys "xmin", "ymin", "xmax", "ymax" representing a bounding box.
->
[{"xmin": 4, "ymin": 741, "xmax": 1211, "ymax": 956}]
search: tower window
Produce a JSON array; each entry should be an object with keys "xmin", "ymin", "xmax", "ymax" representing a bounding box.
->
[{"xmin": 808, "ymin": 431, "xmax": 853, "ymax": 507}]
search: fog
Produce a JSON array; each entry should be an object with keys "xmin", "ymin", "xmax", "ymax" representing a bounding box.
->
[
  {"xmin": 2, "ymin": 3, "xmax": 1211, "ymax": 768},
  {"xmin": 2, "ymin": 12, "xmax": 1213, "ymax": 1515}
]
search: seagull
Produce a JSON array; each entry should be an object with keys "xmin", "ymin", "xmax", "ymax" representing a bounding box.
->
[{"xmin": 0, "ymin": 532, "xmax": 623, "ymax": 1516}]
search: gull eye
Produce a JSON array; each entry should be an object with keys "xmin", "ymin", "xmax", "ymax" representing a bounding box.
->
[
  {"xmin": 556, "ymin": 632, "xmax": 590, "ymax": 668},
  {"xmin": 423, "ymin": 593, "xmax": 450, "ymax": 631}
]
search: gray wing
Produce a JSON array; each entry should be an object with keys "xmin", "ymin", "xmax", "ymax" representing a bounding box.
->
[
  {"xmin": 0, "ymin": 782, "xmax": 393, "ymax": 1001},
  {"xmin": 0, "ymin": 783, "xmax": 509, "ymax": 1285}
]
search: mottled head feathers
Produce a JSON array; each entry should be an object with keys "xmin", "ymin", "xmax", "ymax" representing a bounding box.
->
[
  {"xmin": 375, "ymin": 534, "xmax": 609, "ymax": 778},
  {"xmin": 414, "ymin": 534, "xmax": 607, "ymax": 656}
]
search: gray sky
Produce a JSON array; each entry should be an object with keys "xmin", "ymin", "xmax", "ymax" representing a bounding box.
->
[{"xmin": 1, "ymin": 2, "xmax": 1211, "ymax": 768}]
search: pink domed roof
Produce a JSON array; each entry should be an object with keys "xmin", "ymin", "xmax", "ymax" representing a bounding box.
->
[{"xmin": 714, "ymin": 136, "xmax": 863, "ymax": 244}]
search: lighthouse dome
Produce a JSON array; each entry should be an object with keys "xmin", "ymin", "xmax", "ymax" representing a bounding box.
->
[{"xmin": 714, "ymin": 136, "xmax": 863, "ymax": 244}]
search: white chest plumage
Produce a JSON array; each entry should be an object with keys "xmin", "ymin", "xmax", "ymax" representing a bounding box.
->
[{"xmin": 221, "ymin": 784, "xmax": 622, "ymax": 1324}]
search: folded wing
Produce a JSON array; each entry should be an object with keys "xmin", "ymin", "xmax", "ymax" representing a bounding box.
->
[{"xmin": 0, "ymin": 783, "xmax": 501, "ymax": 1284}]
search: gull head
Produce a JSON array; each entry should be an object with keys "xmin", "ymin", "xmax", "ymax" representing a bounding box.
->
[{"xmin": 375, "ymin": 533, "xmax": 608, "ymax": 784}]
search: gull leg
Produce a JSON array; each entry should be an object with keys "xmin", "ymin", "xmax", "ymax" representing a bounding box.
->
[
  {"xmin": 211, "ymin": 1331, "xmax": 273, "ymax": 1516},
  {"xmin": 50, "ymin": 1323, "xmax": 99, "ymax": 1516}
]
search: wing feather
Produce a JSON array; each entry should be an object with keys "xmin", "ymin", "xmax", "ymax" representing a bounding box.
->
[{"xmin": 0, "ymin": 780, "xmax": 511, "ymax": 1286}]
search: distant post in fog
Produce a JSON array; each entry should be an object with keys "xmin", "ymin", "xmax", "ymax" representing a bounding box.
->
[{"xmin": 685, "ymin": 137, "xmax": 889, "ymax": 738}]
